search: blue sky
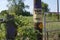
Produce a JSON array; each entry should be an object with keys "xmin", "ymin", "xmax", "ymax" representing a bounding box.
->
[
  {"xmin": 42, "ymin": 0, "xmax": 59, "ymax": 12},
  {"xmin": 0, "ymin": 0, "xmax": 60, "ymax": 14},
  {"xmin": 0, "ymin": 0, "xmax": 8, "ymax": 12}
]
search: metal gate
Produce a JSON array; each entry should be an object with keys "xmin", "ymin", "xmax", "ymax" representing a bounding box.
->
[{"xmin": 43, "ymin": 12, "xmax": 60, "ymax": 40}]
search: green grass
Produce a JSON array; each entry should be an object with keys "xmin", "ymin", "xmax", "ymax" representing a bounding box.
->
[
  {"xmin": 45, "ymin": 15, "xmax": 60, "ymax": 31},
  {"xmin": 45, "ymin": 15, "xmax": 60, "ymax": 40},
  {"xmin": 46, "ymin": 22, "xmax": 60, "ymax": 31}
]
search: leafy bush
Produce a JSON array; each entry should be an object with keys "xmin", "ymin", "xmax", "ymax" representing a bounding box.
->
[
  {"xmin": 14, "ymin": 15, "xmax": 38, "ymax": 40},
  {"xmin": 0, "ymin": 15, "xmax": 38, "ymax": 40},
  {"xmin": 16, "ymin": 26, "xmax": 37, "ymax": 40}
]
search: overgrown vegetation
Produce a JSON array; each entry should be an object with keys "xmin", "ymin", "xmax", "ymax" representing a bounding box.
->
[{"xmin": 0, "ymin": 0, "xmax": 50, "ymax": 40}]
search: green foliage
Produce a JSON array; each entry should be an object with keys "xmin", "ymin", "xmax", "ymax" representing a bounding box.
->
[
  {"xmin": 42, "ymin": 2, "xmax": 49, "ymax": 13},
  {"xmin": 0, "ymin": 23, "xmax": 6, "ymax": 39},
  {"xmin": 14, "ymin": 15, "xmax": 40, "ymax": 40},
  {"xmin": 16, "ymin": 26, "xmax": 37, "ymax": 40},
  {"xmin": 0, "ymin": 14, "xmax": 37, "ymax": 40},
  {"xmin": 0, "ymin": 0, "xmax": 49, "ymax": 40},
  {"xmin": 14, "ymin": 15, "xmax": 33, "ymax": 27},
  {"xmin": 0, "ymin": 10, "xmax": 8, "ymax": 15}
]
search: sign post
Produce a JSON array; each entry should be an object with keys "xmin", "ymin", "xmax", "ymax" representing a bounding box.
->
[
  {"xmin": 0, "ymin": 15, "xmax": 17, "ymax": 40},
  {"xmin": 6, "ymin": 14, "xmax": 17, "ymax": 40},
  {"xmin": 34, "ymin": 0, "xmax": 43, "ymax": 40}
]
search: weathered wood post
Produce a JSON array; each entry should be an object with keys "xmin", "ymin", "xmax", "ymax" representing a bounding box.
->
[
  {"xmin": 34, "ymin": 0, "xmax": 43, "ymax": 40},
  {"xmin": 47, "ymin": 32, "xmax": 48, "ymax": 40}
]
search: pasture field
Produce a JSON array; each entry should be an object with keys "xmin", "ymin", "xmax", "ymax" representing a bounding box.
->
[{"xmin": 45, "ymin": 15, "xmax": 60, "ymax": 40}]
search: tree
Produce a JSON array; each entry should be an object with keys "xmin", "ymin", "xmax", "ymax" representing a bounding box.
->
[
  {"xmin": 0, "ymin": 10, "xmax": 8, "ymax": 20},
  {"xmin": 7, "ymin": 0, "xmax": 30, "ymax": 16},
  {"xmin": 0, "ymin": 10, "xmax": 8, "ymax": 15},
  {"xmin": 42, "ymin": 2, "xmax": 49, "ymax": 13}
]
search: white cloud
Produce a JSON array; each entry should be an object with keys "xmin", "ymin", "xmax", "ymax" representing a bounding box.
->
[{"xmin": 0, "ymin": 0, "xmax": 8, "ymax": 12}]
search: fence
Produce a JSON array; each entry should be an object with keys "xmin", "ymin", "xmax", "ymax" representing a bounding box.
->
[{"xmin": 44, "ymin": 12, "xmax": 60, "ymax": 40}]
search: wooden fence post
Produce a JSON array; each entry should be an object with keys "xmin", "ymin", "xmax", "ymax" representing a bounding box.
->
[{"xmin": 34, "ymin": 0, "xmax": 43, "ymax": 40}]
